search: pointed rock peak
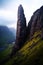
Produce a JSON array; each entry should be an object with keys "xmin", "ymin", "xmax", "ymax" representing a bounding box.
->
[
  {"xmin": 16, "ymin": 4, "xmax": 26, "ymax": 48},
  {"xmin": 19, "ymin": 4, "xmax": 23, "ymax": 8},
  {"xmin": 18, "ymin": 4, "xmax": 23, "ymax": 9},
  {"xmin": 18, "ymin": 4, "xmax": 24, "ymax": 15}
]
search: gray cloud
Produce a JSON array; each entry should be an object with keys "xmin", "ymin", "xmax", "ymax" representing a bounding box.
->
[{"xmin": 0, "ymin": 18, "xmax": 16, "ymax": 25}]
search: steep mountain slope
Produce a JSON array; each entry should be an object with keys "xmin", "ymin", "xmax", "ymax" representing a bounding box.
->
[{"xmin": 4, "ymin": 31, "xmax": 43, "ymax": 65}]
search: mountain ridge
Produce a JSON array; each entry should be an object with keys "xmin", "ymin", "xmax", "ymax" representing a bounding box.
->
[{"xmin": 0, "ymin": 26, "xmax": 15, "ymax": 47}]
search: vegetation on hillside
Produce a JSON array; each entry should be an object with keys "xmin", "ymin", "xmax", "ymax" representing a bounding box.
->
[
  {"xmin": 3, "ymin": 31, "xmax": 43, "ymax": 65},
  {"xmin": 0, "ymin": 44, "xmax": 13, "ymax": 63}
]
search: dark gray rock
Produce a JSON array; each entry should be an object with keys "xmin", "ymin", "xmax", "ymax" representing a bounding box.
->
[
  {"xmin": 11, "ymin": 5, "xmax": 27, "ymax": 56},
  {"xmin": 16, "ymin": 5, "xmax": 26, "ymax": 47},
  {"xmin": 28, "ymin": 6, "xmax": 43, "ymax": 39}
]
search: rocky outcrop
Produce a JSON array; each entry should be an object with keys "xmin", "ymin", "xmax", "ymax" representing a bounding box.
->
[
  {"xmin": 28, "ymin": 6, "xmax": 43, "ymax": 39},
  {"xmin": 16, "ymin": 5, "xmax": 26, "ymax": 48},
  {"xmin": 11, "ymin": 5, "xmax": 26, "ymax": 56}
]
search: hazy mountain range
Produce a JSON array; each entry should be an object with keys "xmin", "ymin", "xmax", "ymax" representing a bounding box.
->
[{"xmin": 0, "ymin": 26, "xmax": 16, "ymax": 51}]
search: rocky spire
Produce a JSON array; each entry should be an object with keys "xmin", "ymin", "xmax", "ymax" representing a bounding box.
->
[
  {"xmin": 16, "ymin": 5, "xmax": 26, "ymax": 48},
  {"xmin": 10, "ymin": 5, "xmax": 26, "ymax": 56}
]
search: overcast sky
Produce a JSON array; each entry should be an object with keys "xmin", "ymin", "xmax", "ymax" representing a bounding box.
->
[{"xmin": 0, "ymin": 0, "xmax": 43, "ymax": 29}]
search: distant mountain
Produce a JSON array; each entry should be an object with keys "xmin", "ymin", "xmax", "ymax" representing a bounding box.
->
[
  {"xmin": 0, "ymin": 26, "xmax": 15, "ymax": 47},
  {"xmin": 10, "ymin": 28, "xmax": 16, "ymax": 39}
]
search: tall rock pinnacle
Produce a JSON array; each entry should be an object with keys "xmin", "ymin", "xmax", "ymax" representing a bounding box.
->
[
  {"xmin": 10, "ymin": 5, "xmax": 26, "ymax": 56},
  {"xmin": 16, "ymin": 5, "xmax": 26, "ymax": 48}
]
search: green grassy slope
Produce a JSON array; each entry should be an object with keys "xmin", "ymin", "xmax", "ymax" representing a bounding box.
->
[
  {"xmin": 0, "ymin": 44, "xmax": 13, "ymax": 61},
  {"xmin": 4, "ymin": 31, "xmax": 43, "ymax": 65}
]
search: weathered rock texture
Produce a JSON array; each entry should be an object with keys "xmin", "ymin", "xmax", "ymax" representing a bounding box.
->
[
  {"xmin": 11, "ymin": 5, "xmax": 26, "ymax": 56},
  {"xmin": 28, "ymin": 6, "xmax": 43, "ymax": 39},
  {"xmin": 16, "ymin": 5, "xmax": 26, "ymax": 48}
]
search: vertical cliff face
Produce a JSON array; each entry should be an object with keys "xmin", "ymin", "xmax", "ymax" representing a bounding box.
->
[
  {"xmin": 11, "ymin": 5, "xmax": 26, "ymax": 56},
  {"xmin": 28, "ymin": 6, "xmax": 43, "ymax": 39},
  {"xmin": 16, "ymin": 5, "xmax": 26, "ymax": 47}
]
